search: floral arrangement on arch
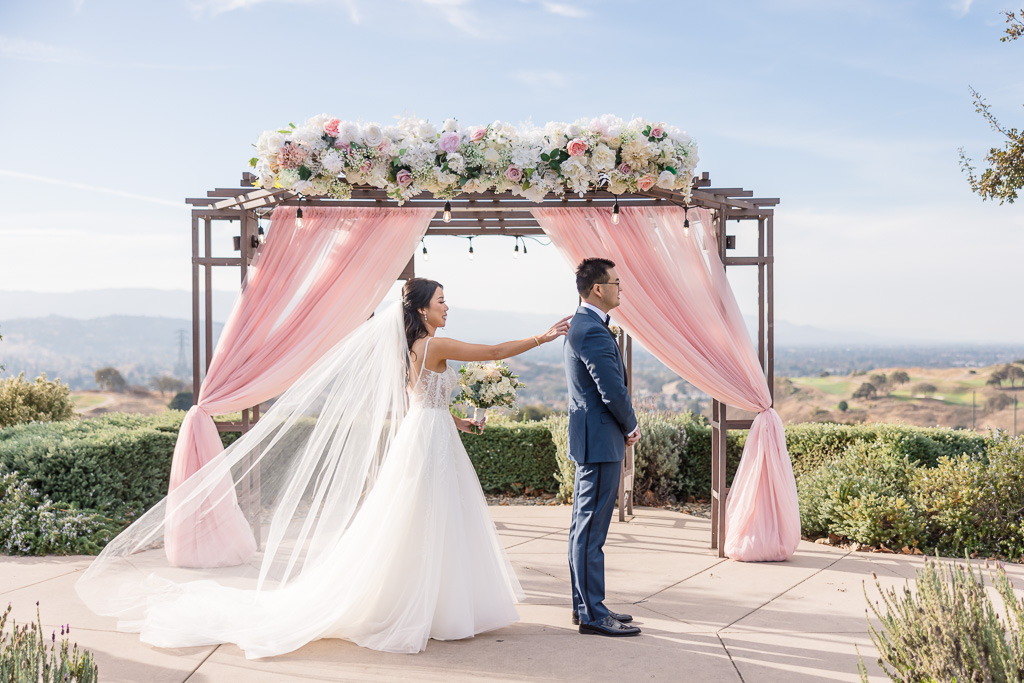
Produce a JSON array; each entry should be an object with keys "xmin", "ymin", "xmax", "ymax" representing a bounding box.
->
[{"xmin": 249, "ymin": 114, "xmax": 699, "ymax": 204}]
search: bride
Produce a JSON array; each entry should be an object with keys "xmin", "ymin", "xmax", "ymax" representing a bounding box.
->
[{"xmin": 75, "ymin": 277, "xmax": 570, "ymax": 657}]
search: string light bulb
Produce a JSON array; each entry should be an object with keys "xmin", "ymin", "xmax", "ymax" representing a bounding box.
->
[
  {"xmin": 522, "ymin": 240, "xmax": 527, "ymax": 255},
  {"xmin": 468, "ymin": 236, "xmax": 474, "ymax": 261},
  {"xmin": 443, "ymin": 200, "xmax": 452, "ymax": 223},
  {"xmin": 683, "ymin": 206, "xmax": 690, "ymax": 237},
  {"xmin": 514, "ymin": 238, "xmax": 519, "ymax": 259},
  {"xmin": 612, "ymin": 196, "xmax": 620, "ymax": 225},
  {"xmin": 295, "ymin": 206, "xmax": 303, "ymax": 229},
  {"xmin": 421, "ymin": 238, "xmax": 429, "ymax": 262},
  {"xmin": 257, "ymin": 225, "xmax": 266, "ymax": 244}
]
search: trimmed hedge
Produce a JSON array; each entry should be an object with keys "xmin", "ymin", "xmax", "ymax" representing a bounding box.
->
[
  {"xmin": 785, "ymin": 422, "xmax": 986, "ymax": 478},
  {"xmin": 459, "ymin": 419, "xmax": 559, "ymax": 494},
  {"xmin": 0, "ymin": 411, "xmax": 238, "ymax": 513}
]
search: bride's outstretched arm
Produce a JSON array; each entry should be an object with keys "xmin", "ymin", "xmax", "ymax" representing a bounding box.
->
[{"xmin": 430, "ymin": 315, "xmax": 571, "ymax": 363}]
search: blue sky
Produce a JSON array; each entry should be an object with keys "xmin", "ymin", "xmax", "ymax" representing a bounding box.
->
[{"xmin": 1, "ymin": 0, "xmax": 1022, "ymax": 342}]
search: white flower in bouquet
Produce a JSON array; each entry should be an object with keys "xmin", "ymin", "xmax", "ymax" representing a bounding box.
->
[
  {"xmin": 361, "ymin": 124, "xmax": 384, "ymax": 148},
  {"xmin": 656, "ymin": 169, "xmax": 676, "ymax": 190},
  {"xmin": 591, "ymin": 143, "xmax": 616, "ymax": 172},
  {"xmin": 321, "ymin": 150, "xmax": 346, "ymax": 176},
  {"xmin": 455, "ymin": 360, "xmax": 525, "ymax": 411}
]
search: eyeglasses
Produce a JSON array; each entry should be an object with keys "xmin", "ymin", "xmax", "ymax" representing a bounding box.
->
[{"xmin": 597, "ymin": 279, "xmax": 622, "ymax": 290}]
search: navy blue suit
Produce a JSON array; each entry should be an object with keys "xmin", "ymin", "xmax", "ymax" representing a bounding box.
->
[{"xmin": 564, "ymin": 305, "xmax": 638, "ymax": 625}]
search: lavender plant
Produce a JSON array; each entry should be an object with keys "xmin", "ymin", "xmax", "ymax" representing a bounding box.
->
[
  {"xmin": 0, "ymin": 603, "xmax": 97, "ymax": 682},
  {"xmin": 860, "ymin": 556, "xmax": 1024, "ymax": 681}
]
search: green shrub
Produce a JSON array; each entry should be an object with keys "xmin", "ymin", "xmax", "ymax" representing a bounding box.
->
[
  {"xmin": 547, "ymin": 411, "xmax": 721, "ymax": 504},
  {"xmin": 0, "ymin": 603, "xmax": 98, "ymax": 681},
  {"xmin": 674, "ymin": 412, "xmax": 745, "ymax": 500},
  {"xmin": 0, "ymin": 472, "xmax": 121, "ymax": 556},
  {"xmin": 913, "ymin": 434, "xmax": 1024, "ymax": 559},
  {"xmin": 860, "ymin": 557, "xmax": 1024, "ymax": 682},
  {"xmin": 0, "ymin": 412, "xmax": 237, "ymax": 514},
  {"xmin": 0, "ymin": 373, "xmax": 74, "ymax": 429},
  {"xmin": 459, "ymin": 419, "xmax": 559, "ymax": 494},
  {"xmin": 798, "ymin": 440, "xmax": 925, "ymax": 548}
]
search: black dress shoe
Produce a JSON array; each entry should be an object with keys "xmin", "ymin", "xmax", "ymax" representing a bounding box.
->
[
  {"xmin": 572, "ymin": 610, "xmax": 633, "ymax": 625},
  {"xmin": 578, "ymin": 616, "xmax": 641, "ymax": 637}
]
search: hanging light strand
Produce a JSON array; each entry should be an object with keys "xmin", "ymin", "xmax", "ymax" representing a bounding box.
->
[
  {"xmin": 421, "ymin": 238, "xmax": 429, "ymax": 262},
  {"xmin": 612, "ymin": 195, "xmax": 620, "ymax": 224},
  {"xmin": 443, "ymin": 199, "xmax": 452, "ymax": 223}
]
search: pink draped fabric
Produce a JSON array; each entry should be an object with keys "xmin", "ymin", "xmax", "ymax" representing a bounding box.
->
[
  {"xmin": 167, "ymin": 206, "xmax": 434, "ymax": 567},
  {"xmin": 532, "ymin": 206, "xmax": 800, "ymax": 562}
]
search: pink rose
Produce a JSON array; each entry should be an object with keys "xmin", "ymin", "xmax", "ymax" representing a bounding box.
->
[
  {"xmin": 617, "ymin": 162, "xmax": 632, "ymax": 175},
  {"xmin": 505, "ymin": 165, "xmax": 522, "ymax": 182},
  {"xmin": 651, "ymin": 126, "xmax": 665, "ymax": 139},
  {"xmin": 333, "ymin": 139, "xmax": 351, "ymax": 152},
  {"xmin": 378, "ymin": 138, "xmax": 391, "ymax": 154},
  {"xmin": 439, "ymin": 131, "xmax": 461, "ymax": 154},
  {"xmin": 396, "ymin": 168, "xmax": 413, "ymax": 187},
  {"xmin": 324, "ymin": 118, "xmax": 341, "ymax": 137},
  {"xmin": 636, "ymin": 174, "xmax": 655, "ymax": 192},
  {"xmin": 360, "ymin": 161, "xmax": 372, "ymax": 173},
  {"xmin": 590, "ymin": 118, "xmax": 608, "ymax": 138},
  {"xmin": 470, "ymin": 127, "xmax": 487, "ymax": 142},
  {"xmin": 567, "ymin": 138, "xmax": 589, "ymax": 157}
]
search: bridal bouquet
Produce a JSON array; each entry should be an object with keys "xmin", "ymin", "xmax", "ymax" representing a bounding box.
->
[{"xmin": 455, "ymin": 361, "xmax": 526, "ymax": 419}]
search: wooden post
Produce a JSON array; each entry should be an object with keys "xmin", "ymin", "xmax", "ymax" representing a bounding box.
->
[{"xmin": 191, "ymin": 215, "xmax": 201, "ymax": 401}]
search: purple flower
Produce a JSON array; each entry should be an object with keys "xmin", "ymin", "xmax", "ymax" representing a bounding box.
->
[{"xmin": 396, "ymin": 168, "xmax": 413, "ymax": 188}]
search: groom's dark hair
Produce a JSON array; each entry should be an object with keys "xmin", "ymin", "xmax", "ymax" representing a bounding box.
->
[{"xmin": 576, "ymin": 258, "xmax": 615, "ymax": 298}]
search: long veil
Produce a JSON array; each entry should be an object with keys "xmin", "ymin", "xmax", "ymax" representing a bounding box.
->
[{"xmin": 75, "ymin": 302, "xmax": 411, "ymax": 642}]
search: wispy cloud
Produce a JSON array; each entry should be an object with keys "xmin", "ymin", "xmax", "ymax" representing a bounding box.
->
[
  {"xmin": 510, "ymin": 69, "xmax": 567, "ymax": 89},
  {"xmin": 0, "ymin": 35, "xmax": 83, "ymax": 64},
  {"xmin": 541, "ymin": 1, "xmax": 588, "ymax": 18},
  {"xmin": 412, "ymin": 0, "xmax": 482, "ymax": 38},
  {"xmin": 0, "ymin": 170, "xmax": 182, "ymax": 208},
  {"xmin": 950, "ymin": 0, "xmax": 974, "ymax": 16}
]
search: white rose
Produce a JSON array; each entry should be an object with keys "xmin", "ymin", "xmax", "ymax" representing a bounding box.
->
[
  {"xmin": 591, "ymin": 144, "xmax": 616, "ymax": 171},
  {"xmin": 362, "ymin": 124, "xmax": 384, "ymax": 147},
  {"xmin": 565, "ymin": 123, "xmax": 581, "ymax": 137},
  {"xmin": 442, "ymin": 118, "xmax": 460, "ymax": 133},
  {"xmin": 256, "ymin": 130, "xmax": 285, "ymax": 155},
  {"xmin": 416, "ymin": 121, "xmax": 437, "ymax": 140},
  {"xmin": 561, "ymin": 157, "xmax": 588, "ymax": 179},
  {"xmin": 483, "ymin": 147, "xmax": 500, "ymax": 165},
  {"xmin": 656, "ymin": 170, "xmax": 676, "ymax": 189}
]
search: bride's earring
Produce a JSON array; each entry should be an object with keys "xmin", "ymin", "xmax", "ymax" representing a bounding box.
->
[{"xmin": 422, "ymin": 312, "xmax": 428, "ymax": 324}]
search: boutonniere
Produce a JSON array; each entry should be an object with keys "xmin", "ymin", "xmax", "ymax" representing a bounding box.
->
[{"xmin": 608, "ymin": 324, "xmax": 621, "ymax": 338}]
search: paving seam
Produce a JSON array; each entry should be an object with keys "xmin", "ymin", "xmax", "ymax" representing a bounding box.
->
[
  {"xmin": 632, "ymin": 557, "xmax": 731, "ymax": 604},
  {"xmin": 717, "ymin": 633, "xmax": 746, "ymax": 682},
  {"xmin": 717, "ymin": 551, "xmax": 852, "ymax": 633},
  {"xmin": 503, "ymin": 526, "xmax": 570, "ymax": 551},
  {"xmin": 183, "ymin": 644, "xmax": 220, "ymax": 683},
  {"xmin": 0, "ymin": 567, "xmax": 85, "ymax": 597}
]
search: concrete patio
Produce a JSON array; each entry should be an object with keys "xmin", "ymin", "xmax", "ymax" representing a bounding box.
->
[{"xmin": 6, "ymin": 505, "xmax": 1022, "ymax": 682}]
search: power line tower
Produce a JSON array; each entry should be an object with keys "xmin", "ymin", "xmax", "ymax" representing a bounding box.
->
[{"xmin": 174, "ymin": 329, "xmax": 190, "ymax": 379}]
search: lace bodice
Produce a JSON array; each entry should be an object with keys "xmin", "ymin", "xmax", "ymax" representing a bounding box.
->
[{"xmin": 409, "ymin": 338, "xmax": 457, "ymax": 410}]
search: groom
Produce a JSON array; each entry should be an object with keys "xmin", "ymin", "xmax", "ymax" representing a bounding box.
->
[{"xmin": 564, "ymin": 257, "xmax": 641, "ymax": 637}]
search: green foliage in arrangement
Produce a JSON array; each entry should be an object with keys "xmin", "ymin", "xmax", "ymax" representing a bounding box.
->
[
  {"xmin": 0, "ymin": 603, "xmax": 97, "ymax": 682},
  {"xmin": 0, "ymin": 373, "xmax": 74, "ymax": 429},
  {"xmin": 0, "ymin": 411, "xmax": 237, "ymax": 514},
  {"xmin": 860, "ymin": 556, "xmax": 1024, "ymax": 682},
  {"xmin": 459, "ymin": 418, "xmax": 559, "ymax": 494}
]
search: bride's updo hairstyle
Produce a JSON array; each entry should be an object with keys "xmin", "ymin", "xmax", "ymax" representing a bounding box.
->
[{"xmin": 402, "ymin": 277, "xmax": 443, "ymax": 358}]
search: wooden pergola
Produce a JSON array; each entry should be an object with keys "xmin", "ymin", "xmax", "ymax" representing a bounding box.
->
[{"xmin": 185, "ymin": 172, "xmax": 779, "ymax": 558}]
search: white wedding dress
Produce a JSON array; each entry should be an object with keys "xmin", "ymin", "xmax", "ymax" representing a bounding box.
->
[{"xmin": 76, "ymin": 306, "xmax": 523, "ymax": 657}]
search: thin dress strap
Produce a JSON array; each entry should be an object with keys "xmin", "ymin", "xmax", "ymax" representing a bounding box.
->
[{"xmin": 412, "ymin": 336, "xmax": 432, "ymax": 386}]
